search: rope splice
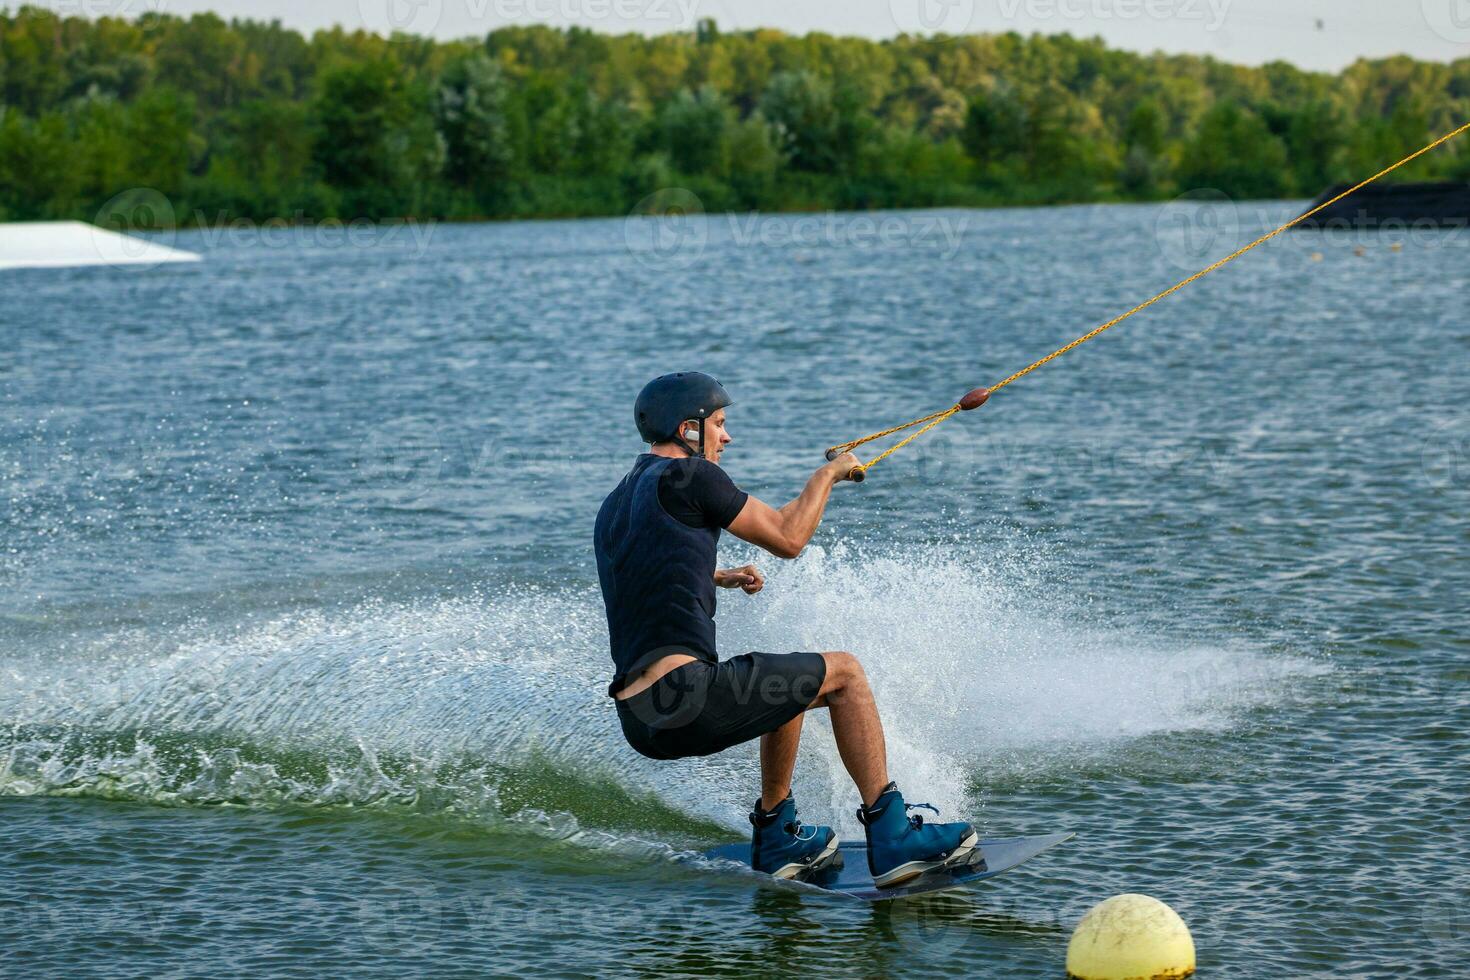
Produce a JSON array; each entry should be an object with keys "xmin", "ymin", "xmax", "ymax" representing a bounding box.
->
[{"xmin": 826, "ymin": 388, "xmax": 989, "ymax": 483}]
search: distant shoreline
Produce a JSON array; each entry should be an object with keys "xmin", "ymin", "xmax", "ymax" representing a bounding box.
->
[{"xmin": 3, "ymin": 10, "xmax": 1466, "ymax": 231}]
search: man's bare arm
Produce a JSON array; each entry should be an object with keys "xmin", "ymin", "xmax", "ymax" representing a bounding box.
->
[{"xmin": 726, "ymin": 453, "xmax": 860, "ymax": 559}]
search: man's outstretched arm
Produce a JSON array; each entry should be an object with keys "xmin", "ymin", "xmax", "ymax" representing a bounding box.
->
[{"xmin": 726, "ymin": 453, "xmax": 860, "ymax": 559}]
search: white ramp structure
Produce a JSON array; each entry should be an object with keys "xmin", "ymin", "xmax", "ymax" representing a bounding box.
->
[{"xmin": 0, "ymin": 220, "xmax": 200, "ymax": 270}]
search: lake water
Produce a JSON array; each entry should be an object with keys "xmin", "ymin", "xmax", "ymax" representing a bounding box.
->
[{"xmin": 2, "ymin": 202, "xmax": 1466, "ymax": 977}]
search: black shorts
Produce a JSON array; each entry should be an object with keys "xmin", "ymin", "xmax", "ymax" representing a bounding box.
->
[{"xmin": 615, "ymin": 652, "xmax": 828, "ymax": 760}]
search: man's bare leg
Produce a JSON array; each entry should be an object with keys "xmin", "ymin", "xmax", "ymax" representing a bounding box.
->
[
  {"xmin": 813, "ymin": 650, "xmax": 890, "ymax": 807},
  {"xmin": 759, "ymin": 713, "xmax": 804, "ymax": 812}
]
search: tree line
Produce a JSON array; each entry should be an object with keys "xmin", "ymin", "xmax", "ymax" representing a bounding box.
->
[{"xmin": 1, "ymin": 6, "xmax": 1467, "ymax": 226}]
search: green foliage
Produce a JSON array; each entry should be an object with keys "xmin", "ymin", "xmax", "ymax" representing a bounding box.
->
[
  {"xmin": 1178, "ymin": 102, "xmax": 1291, "ymax": 199},
  {"xmin": 0, "ymin": 7, "xmax": 1466, "ymax": 225},
  {"xmin": 963, "ymin": 88, "xmax": 1026, "ymax": 173},
  {"xmin": 202, "ymin": 98, "xmax": 325, "ymax": 219},
  {"xmin": 725, "ymin": 112, "xmax": 783, "ymax": 205},
  {"xmin": 434, "ymin": 52, "xmax": 514, "ymax": 211},
  {"xmin": 0, "ymin": 110, "xmax": 78, "ymax": 218},
  {"xmin": 1119, "ymin": 98, "xmax": 1168, "ymax": 196},
  {"xmin": 311, "ymin": 60, "xmax": 441, "ymax": 216},
  {"xmin": 658, "ymin": 85, "xmax": 730, "ymax": 176},
  {"xmin": 759, "ymin": 71, "xmax": 872, "ymax": 175}
]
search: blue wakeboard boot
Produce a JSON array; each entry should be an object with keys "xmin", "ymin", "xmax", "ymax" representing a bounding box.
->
[
  {"xmin": 858, "ymin": 782, "xmax": 978, "ymax": 888},
  {"xmin": 750, "ymin": 794, "xmax": 840, "ymax": 880}
]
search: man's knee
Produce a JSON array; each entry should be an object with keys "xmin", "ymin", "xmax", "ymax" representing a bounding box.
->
[{"xmin": 822, "ymin": 650, "xmax": 864, "ymax": 684}]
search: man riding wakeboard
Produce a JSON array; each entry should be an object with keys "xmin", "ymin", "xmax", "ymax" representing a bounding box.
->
[{"xmin": 593, "ymin": 372, "xmax": 977, "ymax": 886}]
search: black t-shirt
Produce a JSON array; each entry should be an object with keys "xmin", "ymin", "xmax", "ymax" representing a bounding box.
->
[{"xmin": 656, "ymin": 456, "xmax": 749, "ymax": 530}]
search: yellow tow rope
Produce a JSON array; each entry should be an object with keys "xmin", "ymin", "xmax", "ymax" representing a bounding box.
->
[{"xmin": 827, "ymin": 120, "xmax": 1470, "ymax": 483}]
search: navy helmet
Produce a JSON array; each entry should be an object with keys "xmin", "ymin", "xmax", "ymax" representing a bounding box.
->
[{"xmin": 635, "ymin": 372, "xmax": 731, "ymax": 447}]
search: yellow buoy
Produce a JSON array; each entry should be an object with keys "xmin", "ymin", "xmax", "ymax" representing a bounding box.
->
[
  {"xmin": 1310, "ymin": 252, "xmax": 1324, "ymax": 261},
  {"xmin": 1066, "ymin": 893, "xmax": 1196, "ymax": 980}
]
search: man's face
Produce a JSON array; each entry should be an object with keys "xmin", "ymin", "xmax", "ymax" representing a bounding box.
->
[{"xmin": 685, "ymin": 408, "xmax": 732, "ymax": 464}]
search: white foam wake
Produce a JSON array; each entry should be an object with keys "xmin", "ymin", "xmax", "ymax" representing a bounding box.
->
[{"xmin": 0, "ymin": 543, "xmax": 1320, "ymax": 837}]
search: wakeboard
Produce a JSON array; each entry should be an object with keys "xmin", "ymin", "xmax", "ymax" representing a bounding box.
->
[{"xmin": 704, "ymin": 833, "xmax": 1073, "ymax": 901}]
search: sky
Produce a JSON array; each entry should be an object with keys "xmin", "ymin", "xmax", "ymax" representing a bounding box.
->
[{"xmin": 27, "ymin": 0, "xmax": 1470, "ymax": 71}]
